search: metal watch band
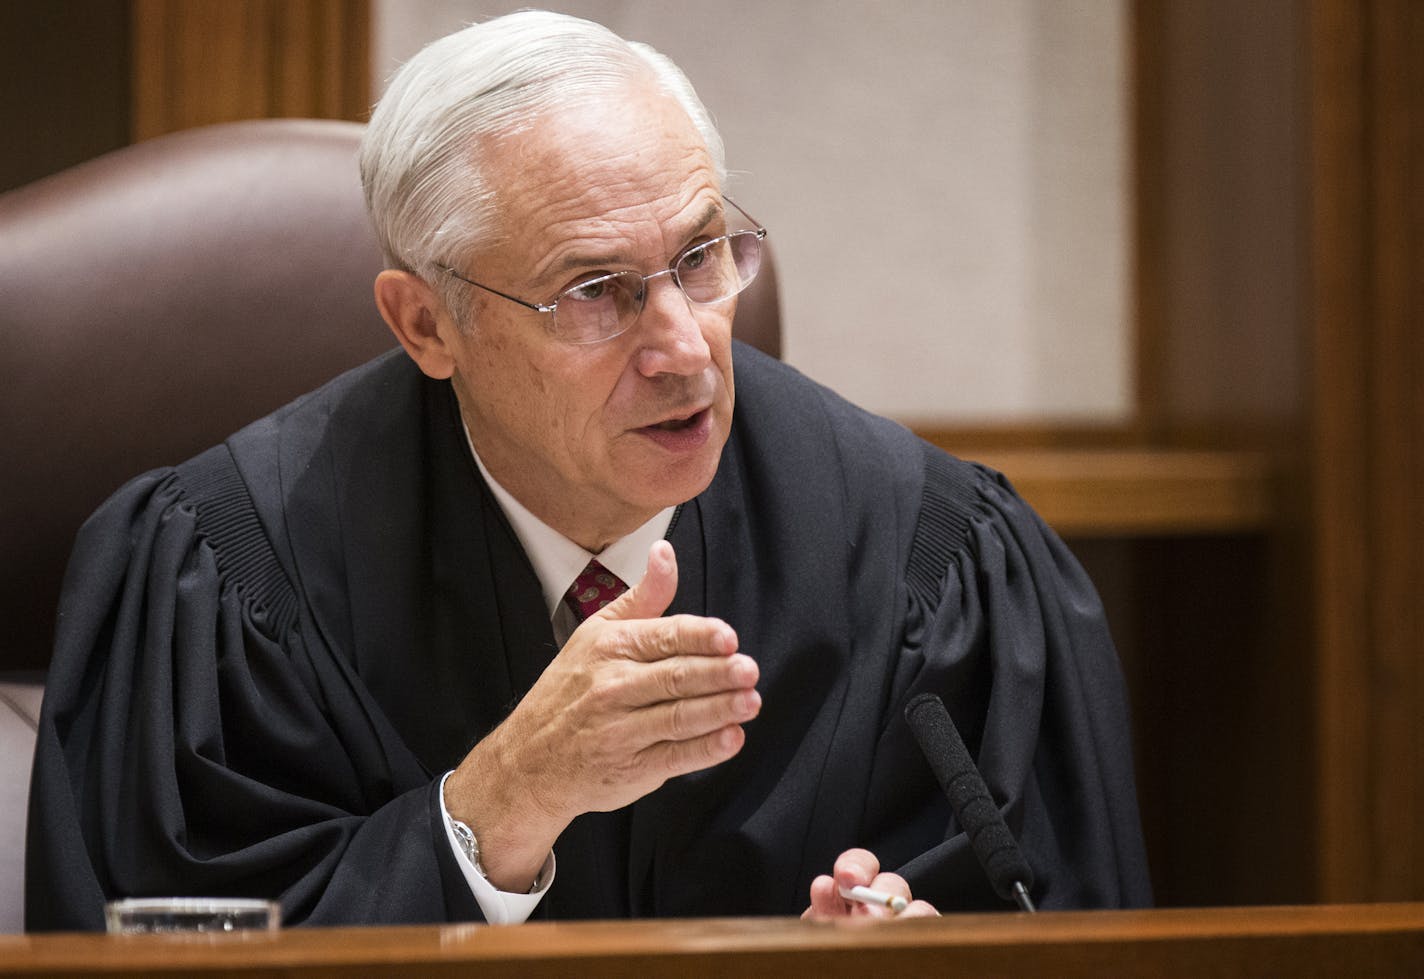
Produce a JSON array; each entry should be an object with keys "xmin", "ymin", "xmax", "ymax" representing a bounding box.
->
[
  {"xmin": 449, "ymin": 817, "xmax": 544, "ymax": 894},
  {"xmin": 449, "ymin": 817, "xmax": 487, "ymax": 879}
]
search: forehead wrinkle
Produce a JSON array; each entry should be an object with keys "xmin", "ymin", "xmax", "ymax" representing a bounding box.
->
[
  {"xmin": 546, "ymin": 196, "xmax": 722, "ymax": 281},
  {"xmin": 477, "ymin": 84, "xmax": 721, "ymax": 288}
]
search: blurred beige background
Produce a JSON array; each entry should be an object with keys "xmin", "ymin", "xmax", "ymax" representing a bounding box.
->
[{"xmin": 373, "ymin": 1, "xmax": 1131, "ymax": 424}]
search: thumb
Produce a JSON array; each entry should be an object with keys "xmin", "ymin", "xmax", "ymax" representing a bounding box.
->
[{"xmin": 597, "ymin": 540, "xmax": 677, "ymax": 622}]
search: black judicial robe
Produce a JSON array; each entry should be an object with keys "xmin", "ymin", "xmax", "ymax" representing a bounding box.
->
[{"xmin": 26, "ymin": 343, "xmax": 1151, "ymax": 930}]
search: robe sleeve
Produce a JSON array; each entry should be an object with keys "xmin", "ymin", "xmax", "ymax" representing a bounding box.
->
[
  {"xmin": 862, "ymin": 447, "xmax": 1153, "ymax": 910},
  {"xmin": 26, "ymin": 463, "xmax": 480, "ymax": 931}
]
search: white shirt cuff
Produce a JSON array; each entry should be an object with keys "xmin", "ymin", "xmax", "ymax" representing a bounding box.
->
[{"xmin": 438, "ymin": 771, "xmax": 556, "ymax": 924}]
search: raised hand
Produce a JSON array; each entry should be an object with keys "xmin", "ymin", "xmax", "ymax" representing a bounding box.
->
[{"xmin": 445, "ymin": 540, "xmax": 760, "ymax": 891}]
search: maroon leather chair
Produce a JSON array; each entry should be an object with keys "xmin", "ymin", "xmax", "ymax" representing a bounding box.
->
[{"xmin": 0, "ymin": 118, "xmax": 781, "ymax": 932}]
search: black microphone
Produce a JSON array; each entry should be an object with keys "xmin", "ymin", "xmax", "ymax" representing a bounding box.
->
[{"xmin": 904, "ymin": 692, "xmax": 1036, "ymax": 912}]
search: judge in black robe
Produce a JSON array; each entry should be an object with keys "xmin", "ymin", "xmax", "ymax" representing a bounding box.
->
[{"xmin": 26, "ymin": 343, "xmax": 1151, "ymax": 930}]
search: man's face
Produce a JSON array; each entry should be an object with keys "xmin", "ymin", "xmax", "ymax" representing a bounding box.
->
[{"xmin": 443, "ymin": 82, "xmax": 736, "ymax": 551}]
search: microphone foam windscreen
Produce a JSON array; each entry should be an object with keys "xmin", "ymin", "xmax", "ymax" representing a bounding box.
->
[{"xmin": 904, "ymin": 692, "xmax": 1034, "ymax": 901}]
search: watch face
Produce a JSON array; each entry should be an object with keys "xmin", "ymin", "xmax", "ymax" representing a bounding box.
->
[{"xmin": 451, "ymin": 818, "xmax": 486, "ymax": 876}]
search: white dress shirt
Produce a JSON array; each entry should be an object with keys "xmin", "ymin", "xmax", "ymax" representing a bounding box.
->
[{"xmin": 439, "ymin": 433, "xmax": 675, "ymax": 923}]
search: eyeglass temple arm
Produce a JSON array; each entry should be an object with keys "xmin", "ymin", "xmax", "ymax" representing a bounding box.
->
[
  {"xmin": 724, "ymin": 197, "xmax": 766, "ymax": 236},
  {"xmin": 439, "ymin": 266, "xmax": 555, "ymax": 314}
]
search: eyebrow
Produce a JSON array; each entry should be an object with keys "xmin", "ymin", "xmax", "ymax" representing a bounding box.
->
[{"xmin": 542, "ymin": 199, "xmax": 723, "ymax": 282}]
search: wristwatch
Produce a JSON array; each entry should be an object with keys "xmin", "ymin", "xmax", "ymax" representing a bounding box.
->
[
  {"xmin": 449, "ymin": 817, "xmax": 544, "ymax": 894},
  {"xmin": 449, "ymin": 817, "xmax": 487, "ymax": 879}
]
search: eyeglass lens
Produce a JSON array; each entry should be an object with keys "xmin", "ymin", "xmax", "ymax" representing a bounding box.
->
[{"xmin": 553, "ymin": 230, "xmax": 763, "ymax": 343}]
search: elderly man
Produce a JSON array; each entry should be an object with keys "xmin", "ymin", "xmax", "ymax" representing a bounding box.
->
[{"xmin": 27, "ymin": 12, "xmax": 1150, "ymax": 930}]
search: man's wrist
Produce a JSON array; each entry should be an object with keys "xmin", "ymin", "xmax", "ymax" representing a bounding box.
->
[
  {"xmin": 445, "ymin": 734, "xmax": 569, "ymax": 891},
  {"xmin": 440, "ymin": 765, "xmax": 559, "ymax": 894},
  {"xmin": 438, "ymin": 772, "xmax": 555, "ymax": 925},
  {"xmin": 448, "ymin": 814, "xmax": 550, "ymax": 894}
]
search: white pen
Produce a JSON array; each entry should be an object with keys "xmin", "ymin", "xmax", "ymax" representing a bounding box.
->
[{"xmin": 838, "ymin": 884, "xmax": 908, "ymax": 914}]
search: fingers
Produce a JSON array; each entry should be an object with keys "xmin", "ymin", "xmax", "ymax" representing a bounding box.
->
[
  {"xmin": 573, "ymin": 645, "xmax": 755, "ymax": 722},
  {"xmin": 598, "ymin": 540, "xmax": 678, "ymax": 622},
  {"xmin": 803, "ymin": 874, "xmax": 843, "ymax": 919},
  {"xmin": 639, "ymin": 723, "xmax": 747, "ymax": 780},
  {"xmin": 635, "ymin": 684, "xmax": 761, "ymax": 742},
  {"xmin": 802, "ymin": 850, "xmax": 880, "ymax": 920},
  {"xmin": 585, "ymin": 679, "xmax": 758, "ymax": 772},
  {"xmin": 861, "ymin": 872, "xmax": 914, "ymax": 918},
  {"xmin": 630, "ymin": 651, "xmax": 759, "ymax": 706},
  {"xmin": 802, "ymin": 849, "xmax": 940, "ymax": 920},
  {"xmin": 833, "ymin": 848, "xmax": 882, "ymax": 890},
  {"xmin": 615, "ymin": 613, "xmax": 739, "ymax": 662},
  {"xmin": 577, "ymin": 541, "xmax": 739, "ymax": 663},
  {"xmin": 490, "ymin": 538, "xmax": 756, "ymax": 824}
]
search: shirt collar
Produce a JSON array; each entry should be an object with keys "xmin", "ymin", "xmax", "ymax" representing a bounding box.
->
[{"xmin": 465, "ymin": 429, "xmax": 675, "ymax": 620}]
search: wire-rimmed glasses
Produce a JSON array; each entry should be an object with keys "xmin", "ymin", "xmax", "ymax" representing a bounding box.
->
[{"xmin": 437, "ymin": 198, "xmax": 766, "ymax": 345}]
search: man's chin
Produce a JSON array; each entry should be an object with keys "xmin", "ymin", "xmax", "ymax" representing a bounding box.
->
[{"xmin": 623, "ymin": 446, "xmax": 723, "ymax": 512}]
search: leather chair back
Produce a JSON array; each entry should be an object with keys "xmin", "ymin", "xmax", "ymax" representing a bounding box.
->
[{"xmin": 0, "ymin": 120, "xmax": 394, "ymax": 673}]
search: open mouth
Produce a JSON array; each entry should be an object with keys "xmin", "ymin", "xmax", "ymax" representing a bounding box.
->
[
  {"xmin": 636, "ymin": 407, "xmax": 713, "ymax": 450},
  {"xmin": 650, "ymin": 410, "xmax": 704, "ymax": 431}
]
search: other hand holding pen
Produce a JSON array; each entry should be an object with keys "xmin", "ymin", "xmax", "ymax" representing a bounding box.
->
[{"xmin": 801, "ymin": 848, "xmax": 941, "ymax": 920}]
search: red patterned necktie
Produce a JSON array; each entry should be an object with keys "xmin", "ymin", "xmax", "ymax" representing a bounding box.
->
[{"xmin": 563, "ymin": 559, "xmax": 628, "ymax": 621}]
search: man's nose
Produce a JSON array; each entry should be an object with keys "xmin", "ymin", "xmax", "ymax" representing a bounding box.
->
[{"xmin": 634, "ymin": 273, "xmax": 712, "ymax": 376}]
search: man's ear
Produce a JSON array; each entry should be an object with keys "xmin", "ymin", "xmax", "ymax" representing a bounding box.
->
[{"xmin": 374, "ymin": 269, "xmax": 458, "ymax": 380}]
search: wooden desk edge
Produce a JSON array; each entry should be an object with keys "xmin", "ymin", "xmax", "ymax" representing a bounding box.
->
[{"xmin": 3, "ymin": 904, "xmax": 1422, "ymax": 976}]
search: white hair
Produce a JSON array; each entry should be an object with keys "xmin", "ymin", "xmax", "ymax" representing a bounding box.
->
[{"xmin": 360, "ymin": 9, "xmax": 727, "ymax": 320}]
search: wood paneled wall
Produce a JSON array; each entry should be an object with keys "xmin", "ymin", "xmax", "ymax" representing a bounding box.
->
[
  {"xmin": 0, "ymin": 1, "xmax": 368, "ymax": 189},
  {"xmin": 130, "ymin": 0, "xmax": 370, "ymax": 140},
  {"xmin": 0, "ymin": 3, "xmax": 131, "ymax": 193},
  {"xmin": 1310, "ymin": 0, "xmax": 1424, "ymax": 902},
  {"xmin": 1135, "ymin": 0, "xmax": 1424, "ymax": 904},
  {"xmin": 1129, "ymin": 0, "xmax": 1315, "ymax": 906}
]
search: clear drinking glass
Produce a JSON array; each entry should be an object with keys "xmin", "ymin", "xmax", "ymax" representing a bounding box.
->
[{"xmin": 104, "ymin": 897, "xmax": 280, "ymax": 934}]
